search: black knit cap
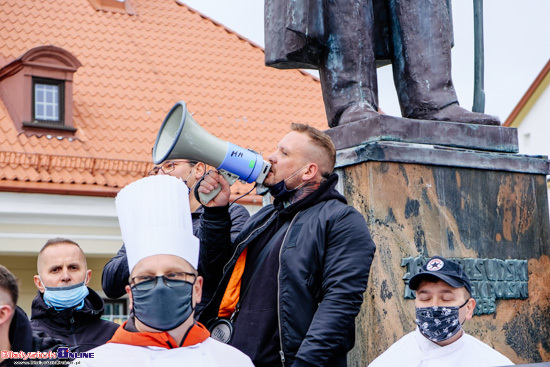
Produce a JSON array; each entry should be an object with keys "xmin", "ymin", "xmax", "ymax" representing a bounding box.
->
[{"xmin": 409, "ymin": 256, "xmax": 472, "ymax": 296}]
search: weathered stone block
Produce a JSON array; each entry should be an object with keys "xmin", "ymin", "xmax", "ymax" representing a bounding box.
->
[{"xmin": 335, "ymin": 141, "xmax": 550, "ymax": 366}]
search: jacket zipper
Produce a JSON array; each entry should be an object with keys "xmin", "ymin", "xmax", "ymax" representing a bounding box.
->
[
  {"xmin": 277, "ymin": 213, "xmax": 300, "ymax": 366},
  {"xmin": 222, "ymin": 211, "xmax": 278, "ymax": 275}
]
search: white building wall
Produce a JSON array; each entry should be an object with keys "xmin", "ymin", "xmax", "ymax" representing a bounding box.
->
[
  {"xmin": 0, "ymin": 191, "xmax": 261, "ymax": 315},
  {"xmin": 516, "ymin": 86, "xmax": 550, "ymax": 157},
  {"xmin": 513, "ymin": 85, "xmax": 550, "ymax": 216}
]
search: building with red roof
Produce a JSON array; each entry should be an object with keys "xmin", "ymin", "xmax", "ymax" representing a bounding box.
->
[{"xmin": 0, "ymin": 0, "xmax": 326, "ymax": 317}]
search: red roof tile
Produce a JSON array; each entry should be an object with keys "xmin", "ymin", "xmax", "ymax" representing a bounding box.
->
[{"xmin": 0, "ymin": 0, "xmax": 326, "ymax": 201}]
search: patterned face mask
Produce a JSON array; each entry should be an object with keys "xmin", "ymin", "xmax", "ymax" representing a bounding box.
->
[{"xmin": 415, "ymin": 298, "xmax": 469, "ymax": 343}]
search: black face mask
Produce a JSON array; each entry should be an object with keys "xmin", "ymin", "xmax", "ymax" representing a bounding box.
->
[
  {"xmin": 415, "ymin": 298, "xmax": 470, "ymax": 343},
  {"xmin": 131, "ymin": 277, "xmax": 194, "ymax": 331},
  {"xmin": 268, "ymin": 165, "xmax": 308, "ymax": 201}
]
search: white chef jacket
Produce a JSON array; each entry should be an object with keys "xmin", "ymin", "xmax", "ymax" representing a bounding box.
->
[
  {"xmin": 368, "ymin": 327, "xmax": 514, "ymax": 367},
  {"xmin": 71, "ymin": 337, "xmax": 254, "ymax": 367}
]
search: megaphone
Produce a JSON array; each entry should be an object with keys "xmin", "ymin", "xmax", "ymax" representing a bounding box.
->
[{"xmin": 153, "ymin": 101, "xmax": 271, "ymax": 204}]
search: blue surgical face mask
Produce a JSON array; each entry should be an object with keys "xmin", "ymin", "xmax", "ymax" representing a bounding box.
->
[
  {"xmin": 131, "ymin": 277, "xmax": 194, "ymax": 331},
  {"xmin": 268, "ymin": 165, "xmax": 308, "ymax": 201},
  {"xmin": 415, "ymin": 298, "xmax": 469, "ymax": 343},
  {"xmin": 42, "ymin": 280, "xmax": 89, "ymax": 310}
]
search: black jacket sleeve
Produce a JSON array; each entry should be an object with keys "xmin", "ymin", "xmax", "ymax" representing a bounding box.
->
[
  {"xmin": 101, "ymin": 244, "xmax": 129, "ymax": 299},
  {"xmin": 292, "ymin": 206, "xmax": 376, "ymax": 365},
  {"xmin": 197, "ymin": 204, "xmax": 249, "ymax": 280},
  {"xmin": 227, "ymin": 203, "xmax": 250, "ymax": 243},
  {"xmin": 197, "ymin": 205, "xmax": 234, "ymax": 315}
]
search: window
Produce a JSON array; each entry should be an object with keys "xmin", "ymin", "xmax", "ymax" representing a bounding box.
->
[
  {"xmin": 33, "ymin": 78, "xmax": 64, "ymax": 125},
  {"xmin": 102, "ymin": 298, "xmax": 128, "ymax": 325},
  {"xmin": 0, "ymin": 45, "xmax": 81, "ymax": 134}
]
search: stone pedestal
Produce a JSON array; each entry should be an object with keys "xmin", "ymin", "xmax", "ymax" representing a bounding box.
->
[{"xmin": 325, "ymin": 116, "xmax": 550, "ymax": 365}]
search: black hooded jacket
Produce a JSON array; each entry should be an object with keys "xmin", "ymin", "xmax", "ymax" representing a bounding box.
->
[
  {"xmin": 7, "ymin": 307, "xmax": 33, "ymax": 352},
  {"xmin": 30, "ymin": 288, "xmax": 119, "ymax": 352},
  {"xmin": 199, "ymin": 174, "xmax": 376, "ymax": 367},
  {"xmin": 1, "ymin": 307, "xmax": 63, "ymax": 367}
]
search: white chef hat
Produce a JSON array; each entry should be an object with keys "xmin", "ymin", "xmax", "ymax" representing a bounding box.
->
[{"xmin": 115, "ymin": 175, "xmax": 199, "ymax": 271}]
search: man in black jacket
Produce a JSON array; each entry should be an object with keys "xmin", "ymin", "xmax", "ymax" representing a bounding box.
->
[
  {"xmin": 101, "ymin": 159, "xmax": 250, "ymax": 303},
  {"xmin": 1, "ymin": 265, "xmax": 34, "ymax": 367},
  {"xmin": 31, "ymin": 238, "xmax": 119, "ymax": 352},
  {"xmin": 198, "ymin": 123, "xmax": 376, "ymax": 367},
  {"xmin": 1, "ymin": 265, "xmax": 62, "ymax": 367}
]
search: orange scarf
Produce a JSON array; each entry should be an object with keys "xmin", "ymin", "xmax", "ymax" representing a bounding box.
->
[{"xmin": 108, "ymin": 321, "xmax": 210, "ymax": 348}]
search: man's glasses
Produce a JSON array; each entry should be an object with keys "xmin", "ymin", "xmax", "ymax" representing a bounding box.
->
[
  {"xmin": 148, "ymin": 160, "xmax": 190, "ymax": 176},
  {"xmin": 130, "ymin": 272, "xmax": 197, "ymax": 291}
]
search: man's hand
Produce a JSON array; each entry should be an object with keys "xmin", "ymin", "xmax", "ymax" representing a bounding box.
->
[{"xmin": 197, "ymin": 170, "xmax": 231, "ymax": 207}]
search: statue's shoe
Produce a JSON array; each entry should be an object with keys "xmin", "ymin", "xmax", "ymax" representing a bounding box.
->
[
  {"xmin": 409, "ymin": 103, "xmax": 501, "ymax": 126},
  {"xmin": 334, "ymin": 102, "xmax": 380, "ymax": 127}
]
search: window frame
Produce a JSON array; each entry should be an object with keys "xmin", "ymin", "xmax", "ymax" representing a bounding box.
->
[
  {"xmin": 0, "ymin": 45, "xmax": 81, "ymax": 134},
  {"xmin": 32, "ymin": 77, "xmax": 65, "ymax": 126}
]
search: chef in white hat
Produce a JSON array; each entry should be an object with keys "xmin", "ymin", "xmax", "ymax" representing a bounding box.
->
[{"xmin": 73, "ymin": 175, "xmax": 253, "ymax": 367}]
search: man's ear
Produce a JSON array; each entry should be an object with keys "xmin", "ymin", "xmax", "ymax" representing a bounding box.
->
[
  {"xmin": 125, "ymin": 285, "xmax": 133, "ymax": 311},
  {"xmin": 193, "ymin": 276, "xmax": 203, "ymax": 306},
  {"xmin": 194, "ymin": 162, "xmax": 206, "ymax": 179},
  {"xmin": 302, "ymin": 163, "xmax": 318, "ymax": 181},
  {"xmin": 464, "ymin": 297, "xmax": 476, "ymax": 321},
  {"xmin": 85, "ymin": 269, "xmax": 92, "ymax": 286},
  {"xmin": 0, "ymin": 304, "xmax": 14, "ymax": 326},
  {"xmin": 34, "ymin": 275, "xmax": 45, "ymax": 293}
]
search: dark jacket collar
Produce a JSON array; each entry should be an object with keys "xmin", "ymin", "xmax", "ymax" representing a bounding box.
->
[
  {"xmin": 274, "ymin": 173, "xmax": 346, "ymax": 217},
  {"xmin": 30, "ymin": 287, "xmax": 105, "ymax": 327},
  {"xmin": 8, "ymin": 306, "xmax": 34, "ymax": 352}
]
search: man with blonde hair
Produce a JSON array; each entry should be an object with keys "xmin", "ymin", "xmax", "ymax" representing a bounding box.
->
[{"xmin": 198, "ymin": 123, "xmax": 376, "ymax": 366}]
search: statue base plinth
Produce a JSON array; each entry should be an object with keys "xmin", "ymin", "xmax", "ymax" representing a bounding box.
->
[
  {"xmin": 325, "ymin": 114, "xmax": 519, "ymax": 153},
  {"xmin": 325, "ymin": 117, "xmax": 550, "ymax": 365}
]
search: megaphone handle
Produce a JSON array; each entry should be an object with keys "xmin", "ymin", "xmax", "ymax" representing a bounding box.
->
[{"xmin": 196, "ymin": 169, "xmax": 240, "ymax": 206}]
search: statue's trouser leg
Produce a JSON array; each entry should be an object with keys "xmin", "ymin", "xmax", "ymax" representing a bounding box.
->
[
  {"xmin": 319, "ymin": 0, "xmax": 379, "ymax": 127},
  {"xmin": 387, "ymin": 0, "xmax": 458, "ymax": 118}
]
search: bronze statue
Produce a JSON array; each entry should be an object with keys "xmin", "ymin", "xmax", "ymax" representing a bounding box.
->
[{"xmin": 265, "ymin": 0, "xmax": 500, "ymax": 127}]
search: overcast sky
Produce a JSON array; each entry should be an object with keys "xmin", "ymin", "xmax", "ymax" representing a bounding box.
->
[{"xmin": 183, "ymin": 0, "xmax": 550, "ymax": 123}]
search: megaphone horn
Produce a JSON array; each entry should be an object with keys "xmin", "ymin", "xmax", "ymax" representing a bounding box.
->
[{"xmin": 153, "ymin": 101, "xmax": 271, "ymax": 203}]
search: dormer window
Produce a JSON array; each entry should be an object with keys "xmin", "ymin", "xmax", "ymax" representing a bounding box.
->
[
  {"xmin": 33, "ymin": 77, "xmax": 64, "ymax": 125},
  {"xmin": 0, "ymin": 45, "xmax": 81, "ymax": 134}
]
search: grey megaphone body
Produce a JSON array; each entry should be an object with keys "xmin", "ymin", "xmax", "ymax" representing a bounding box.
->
[{"xmin": 153, "ymin": 101, "xmax": 271, "ymax": 203}]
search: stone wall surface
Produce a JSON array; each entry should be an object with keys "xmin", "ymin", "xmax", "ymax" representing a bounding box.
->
[{"xmin": 340, "ymin": 160, "xmax": 550, "ymax": 366}]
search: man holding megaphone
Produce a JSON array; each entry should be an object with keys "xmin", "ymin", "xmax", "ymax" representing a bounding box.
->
[
  {"xmin": 101, "ymin": 153, "xmax": 250, "ymax": 305},
  {"xmin": 196, "ymin": 123, "xmax": 376, "ymax": 367}
]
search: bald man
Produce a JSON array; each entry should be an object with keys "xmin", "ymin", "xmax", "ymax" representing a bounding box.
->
[{"xmin": 31, "ymin": 238, "xmax": 119, "ymax": 352}]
